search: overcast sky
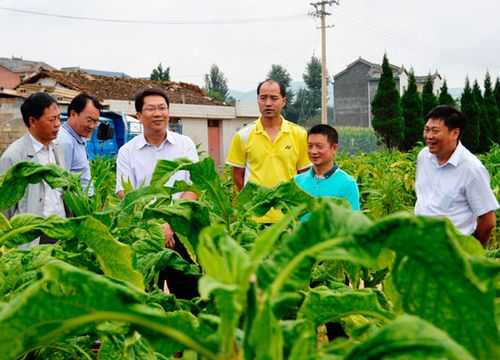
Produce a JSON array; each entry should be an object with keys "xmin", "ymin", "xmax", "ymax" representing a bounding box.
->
[{"xmin": 1, "ymin": 0, "xmax": 499, "ymax": 91}]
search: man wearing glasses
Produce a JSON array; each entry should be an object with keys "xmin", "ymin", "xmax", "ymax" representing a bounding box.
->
[
  {"xmin": 115, "ymin": 87, "xmax": 198, "ymax": 298},
  {"xmin": 58, "ymin": 93, "xmax": 102, "ymax": 193},
  {"xmin": 115, "ymin": 88, "xmax": 198, "ymax": 201}
]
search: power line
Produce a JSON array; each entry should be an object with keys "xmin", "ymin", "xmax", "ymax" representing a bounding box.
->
[{"xmin": 0, "ymin": 6, "xmax": 309, "ymax": 25}]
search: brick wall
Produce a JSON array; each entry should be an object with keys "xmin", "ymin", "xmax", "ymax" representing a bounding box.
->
[
  {"xmin": 334, "ymin": 62, "xmax": 371, "ymax": 127},
  {"xmin": 0, "ymin": 66, "xmax": 21, "ymax": 89},
  {"xmin": 0, "ymin": 98, "xmax": 26, "ymax": 155}
]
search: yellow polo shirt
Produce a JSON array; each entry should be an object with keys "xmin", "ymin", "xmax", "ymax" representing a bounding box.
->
[{"xmin": 226, "ymin": 117, "xmax": 310, "ymax": 223}]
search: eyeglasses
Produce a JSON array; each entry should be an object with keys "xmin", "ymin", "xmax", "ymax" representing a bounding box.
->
[
  {"xmin": 87, "ymin": 118, "xmax": 100, "ymax": 126},
  {"xmin": 142, "ymin": 105, "xmax": 168, "ymax": 113}
]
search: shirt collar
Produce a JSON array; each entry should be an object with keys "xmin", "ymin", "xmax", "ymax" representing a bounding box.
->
[
  {"xmin": 136, "ymin": 131, "xmax": 175, "ymax": 150},
  {"xmin": 447, "ymin": 141, "xmax": 464, "ymax": 166},
  {"xmin": 62, "ymin": 122, "xmax": 86, "ymax": 145},
  {"xmin": 427, "ymin": 141, "xmax": 464, "ymax": 168},
  {"xmin": 28, "ymin": 132, "xmax": 53, "ymax": 153},
  {"xmin": 310, "ymin": 164, "xmax": 338, "ymax": 179},
  {"xmin": 255, "ymin": 116, "xmax": 289, "ymax": 134}
]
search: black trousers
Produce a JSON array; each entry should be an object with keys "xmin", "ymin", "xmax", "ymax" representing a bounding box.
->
[{"xmin": 158, "ymin": 235, "xmax": 200, "ymax": 299}]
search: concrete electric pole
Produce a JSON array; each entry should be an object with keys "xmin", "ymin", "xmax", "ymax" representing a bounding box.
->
[{"xmin": 310, "ymin": 1, "xmax": 339, "ymax": 124}]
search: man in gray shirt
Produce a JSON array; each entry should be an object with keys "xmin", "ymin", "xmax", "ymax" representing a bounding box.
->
[
  {"xmin": 58, "ymin": 93, "xmax": 101, "ymax": 193},
  {"xmin": 0, "ymin": 92, "xmax": 66, "ymax": 247}
]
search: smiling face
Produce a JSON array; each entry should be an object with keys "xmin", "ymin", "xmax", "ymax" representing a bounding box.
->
[
  {"xmin": 29, "ymin": 103, "xmax": 61, "ymax": 145},
  {"xmin": 257, "ymin": 81, "xmax": 287, "ymax": 121},
  {"xmin": 308, "ymin": 133, "xmax": 337, "ymax": 168},
  {"xmin": 137, "ymin": 95, "xmax": 169, "ymax": 135},
  {"xmin": 69, "ymin": 100, "xmax": 100, "ymax": 138},
  {"xmin": 423, "ymin": 117, "xmax": 460, "ymax": 161}
]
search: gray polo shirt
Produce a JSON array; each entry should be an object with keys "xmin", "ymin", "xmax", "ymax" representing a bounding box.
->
[{"xmin": 57, "ymin": 122, "xmax": 93, "ymax": 193}]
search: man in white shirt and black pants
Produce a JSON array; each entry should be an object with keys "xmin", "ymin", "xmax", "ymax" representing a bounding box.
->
[
  {"xmin": 415, "ymin": 105, "xmax": 499, "ymax": 246},
  {"xmin": 115, "ymin": 88, "xmax": 199, "ymax": 298}
]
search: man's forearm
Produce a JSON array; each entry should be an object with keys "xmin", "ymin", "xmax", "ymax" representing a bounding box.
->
[
  {"xmin": 474, "ymin": 211, "xmax": 496, "ymax": 246},
  {"xmin": 232, "ymin": 167, "xmax": 245, "ymax": 191}
]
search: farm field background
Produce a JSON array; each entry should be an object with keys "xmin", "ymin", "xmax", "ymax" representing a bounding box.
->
[{"xmin": 0, "ymin": 144, "xmax": 498, "ymax": 359}]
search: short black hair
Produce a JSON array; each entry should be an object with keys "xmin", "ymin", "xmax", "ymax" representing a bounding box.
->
[
  {"xmin": 68, "ymin": 93, "xmax": 102, "ymax": 117},
  {"xmin": 308, "ymin": 124, "xmax": 339, "ymax": 145},
  {"xmin": 257, "ymin": 79, "xmax": 286, "ymax": 98},
  {"xmin": 134, "ymin": 88, "xmax": 170, "ymax": 112},
  {"xmin": 20, "ymin": 92, "xmax": 57, "ymax": 127},
  {"xmin": 425, "ymin": 105, "xmax": 466, "ymax": 137}
]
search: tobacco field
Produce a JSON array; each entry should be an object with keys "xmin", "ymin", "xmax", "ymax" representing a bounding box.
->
[{"xmin": 0, "ymin": 146, "xmax": 499, "ymax": 360}]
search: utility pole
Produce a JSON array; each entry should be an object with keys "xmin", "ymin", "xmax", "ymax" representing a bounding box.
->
[{"xmin": 310, "ymin": 1, "xmax": 339, "ymax": 124}]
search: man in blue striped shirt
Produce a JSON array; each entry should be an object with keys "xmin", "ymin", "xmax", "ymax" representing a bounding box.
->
[
  {"xmin": 58, "ymin": 93, "xmax": 101, "ymax": 193},
  {"xmin": 295, "ymin": 124, "xmax": 360, "ymax": 211}
]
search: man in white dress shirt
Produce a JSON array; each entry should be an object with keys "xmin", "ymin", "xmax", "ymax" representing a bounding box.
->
[
  {"xmin": 415, "ymin": 105, "xmax": 498, "ymax": 246},
  {"xmin": 115, "ymin": 88, "xmax": 199, "ymax": 297},
  {"xmin": 115, "ymin": 88, "xmax": 198, "ymax": 202},
  {"xmin": 0, "ymin": 92, "xmax": 66, "ymax": 247}
]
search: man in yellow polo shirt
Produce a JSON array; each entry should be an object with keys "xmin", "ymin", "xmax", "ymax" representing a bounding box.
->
[{"xmin": 226, "ymin": 79, "xmax": 310, "ymax": 223}]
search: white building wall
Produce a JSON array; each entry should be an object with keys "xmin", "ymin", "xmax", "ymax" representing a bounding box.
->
[
  {"xmin": 221, "ymin": 117, "xmax": 253, "ymax": 162},
  {"xmin": 181, "ymin": 118, "xmax": 208, "ymax": 154}
]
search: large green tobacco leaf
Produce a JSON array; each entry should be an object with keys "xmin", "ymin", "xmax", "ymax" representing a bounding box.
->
[
  {"xmin": 131, "ymin": 223, "xmax": 200, "ymax": 288},
  {"xmin": 0, "ymin": 246, "xmax": 54, "ymax": 301},
  {"xmin": 151, "ymin": 158, "xmax": 233, "ymax": 224},
  {"xmin": 257, "ymin": 199, "xmax": 373, "ymax": 296},
  {"xmin": 77, "ymin": 217, "xmax": 144, "ymax": 290},
  {"xmin": 236, "ymin": 181, "xmax": 313, "ymax": 218},
  {"xmin": 198, "ymin": 225, "xmax": 251, "ymax": 358},
  {"xmin": 0, "ymin": 161, "xmax": 77, "ymax": 211},
  {"xmin": 0, "ymin": 261, "xmax": 218, "ymax": 360},
  {"xmin": 143, "ymin": 200, "xmax": 211, "ymax": 260},
  {"xmin": 247, "ymin": 297, "xmax": 284, "ymax": 360},
  {"xmin": 298, "ymin": 285, "xmax": 394, "ymax": 326},
  {"xmin": 0, "ymin": 214, "xmax": 80, "ymax": 247},
  {"xmin": 359, "ymin": 213, "xmax": 500, "ymax": 359},
  {"xmin": 282, "ymin": 319, "xmax": 317, "ymax": 360},
  {"xmin": 344, "ymin": 315, "xmax": 475, "ymax": 360}
]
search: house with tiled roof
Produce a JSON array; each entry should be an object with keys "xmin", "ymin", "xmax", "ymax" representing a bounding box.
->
[
  {"xmin": 0, "ymin": 56, "xmax": 55, "ymax": 89},
  {"xmin": 1, "ymin": 69, "xmax": 259, "ymax": 164},
  {"xmin": 333, "ymin": 57, "xmax": 442, "ymax": 127}
]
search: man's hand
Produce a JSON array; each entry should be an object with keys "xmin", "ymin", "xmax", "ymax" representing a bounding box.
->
[
  {"xmin": 474, "ymin": 211, "xmax": 496, "ymax": 246},
  {"xmin": 163, "ymin": 223, "xmax": 175, "ymax": 249},
  {"xmin": 232, "ymin": 167, "xmax": 245, "ymax": 191}
]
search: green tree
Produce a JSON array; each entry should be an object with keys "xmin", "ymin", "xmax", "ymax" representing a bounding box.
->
[
  {"xmin": 438, "ymin": 80, "xmax": 456, "ymax": 107},
  {"xmin": 289, "ymin": 55, "xmax": 322, "ymax": 124},
  {"xmin": 483, "ymin": 72, "xmax": 500, "ymax": 144},
  {"xmin": 459, "ymin": 78, "xmax": 480, "ymax": 152},
  {"xmin": 204, "ymin": 64, "xmax": 230, "ymax": 102},
  {"xmin": 267, "ymin": 64, "xmax": 295, "ymax": 121},
  {"xmin": 400, "ymin": 71, "xmax": 423, "ymax": 151},
  {"xmin": 303, "ymin": 55, "xmax": 322, "ymax": 113},
  {"xmin": 371, "ymin": 54, "xmax": 404, "ymax": 149},
  {"xmin": 494, "ymin": 77, "xmax": 500, "ymax": 115},
  {"xmin": 472, "ymin": 80, "xmax": 490, "ymax": 152},
  {"xmin": 421, "ymin": 75, "xmax": 437, "ymax": 116},
  {"xmin": 150, "ymin": 63, "xmax": 170, "ymax": 81}
]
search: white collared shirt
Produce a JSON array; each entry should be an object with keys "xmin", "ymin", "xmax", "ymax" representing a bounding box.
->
[
  {"xmin": 415, "ymin": 142, "xmax": 499, "ymax": 235},
  {"xmin": 28, "ymin": 133, "xmax": 66, "ymax": 218},
  {"xmin": 115, "ymin": 132, "xmax": 198, "ymax": 193}
]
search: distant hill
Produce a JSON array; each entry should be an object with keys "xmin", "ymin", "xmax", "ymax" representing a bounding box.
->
[
  {"xmin": 231, "ymin": 83, "xmax": 463, "ymax": 106},
  {"xmin": 230, "ymin": 81, "xmax": 333, "ymax": 102}
]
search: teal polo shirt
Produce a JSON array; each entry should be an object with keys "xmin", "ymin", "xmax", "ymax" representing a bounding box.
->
[{"xmin": 294, "ymin": 165, "xmax": 360, "ymax": 211}]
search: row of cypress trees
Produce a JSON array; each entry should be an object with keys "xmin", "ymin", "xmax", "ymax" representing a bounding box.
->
[{"xmin": 372, "ymin": 54, "xmax": 500, "ymax": 153}]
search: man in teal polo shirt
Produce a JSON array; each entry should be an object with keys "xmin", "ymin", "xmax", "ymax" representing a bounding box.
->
[{"xmin": 295, "ymin": 124, "xmax": 360, "ymax": 210}]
